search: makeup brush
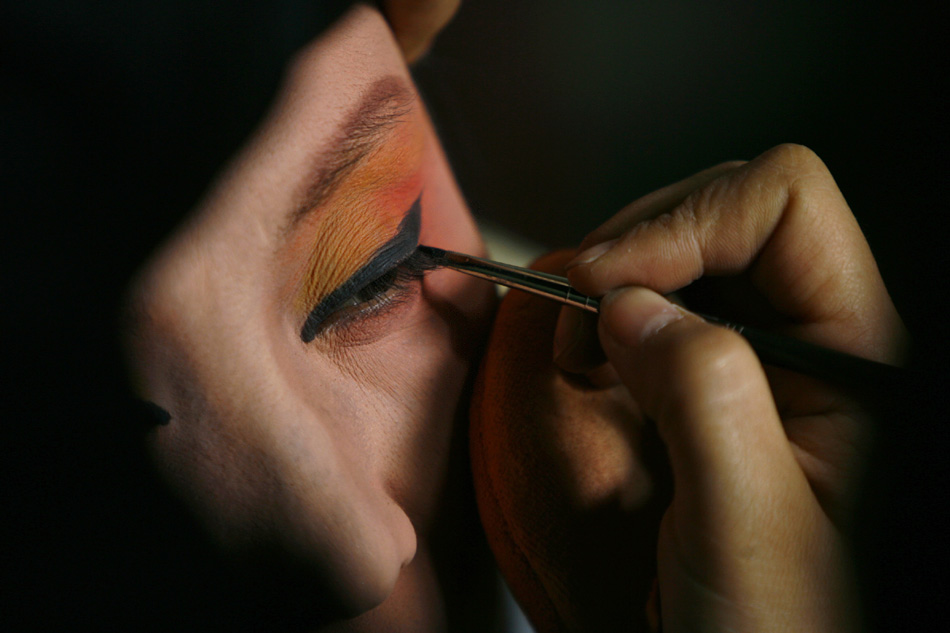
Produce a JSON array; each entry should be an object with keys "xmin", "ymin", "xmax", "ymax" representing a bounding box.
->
[{"xmin": 417, "ymin": 244, "xmax": 908, "ymax": 399}]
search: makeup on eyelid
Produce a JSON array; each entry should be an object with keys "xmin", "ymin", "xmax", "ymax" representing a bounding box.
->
[
  {"xmin": 300, "ymin": 196, "xmax": 423, "ymax": 341},
  {"xmin": 288, "ymin": 103, "xmax": 426, "ymax": 319}
]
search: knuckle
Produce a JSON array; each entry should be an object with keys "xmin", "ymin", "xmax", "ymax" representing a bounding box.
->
[{"xmin": 768, "ymin": 143, "xmax": 829, "ymax": 178}]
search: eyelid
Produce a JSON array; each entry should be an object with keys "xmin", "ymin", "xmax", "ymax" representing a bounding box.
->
[
  {"xmin": 312, "ymin": 261, "xmax": 426, "ymax": 340},
  {"xmin": 311, "ymin": 248, "xmax": 444, "ymax": 346},
  {"xmin": 300, "ymin": 197, "xmax": 424, "ymax": 342}
]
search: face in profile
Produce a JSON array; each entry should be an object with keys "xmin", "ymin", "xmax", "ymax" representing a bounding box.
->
[{"xmin": 123, "ymin": 4, "xmax": 496, "ymax": 630}]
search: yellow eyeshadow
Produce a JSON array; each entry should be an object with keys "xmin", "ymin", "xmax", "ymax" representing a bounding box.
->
[
  {"xmin": 290, "ymin": 104, "xmax": 426, "ymax": 315},
  {"xmin": 295, "ymin": 200, "xmax": 405, "ymax": 314}
]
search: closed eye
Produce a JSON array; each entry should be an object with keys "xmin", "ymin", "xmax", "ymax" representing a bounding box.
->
[
  {"xmin": 307, "ymin": 250, "xmax": 436, "ymax": 337},
  {"xmin": 300, "ymin": 196, "xmax": 431, "ymax": 342}
]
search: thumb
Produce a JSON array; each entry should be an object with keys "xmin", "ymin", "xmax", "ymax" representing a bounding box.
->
[
  {"xmin": 598, "ymin": 286, "xmax": 858, "ymax": 631},
  {"xmin": 597, "ymin": 287, "xmax": 808, "ymax": 518}
]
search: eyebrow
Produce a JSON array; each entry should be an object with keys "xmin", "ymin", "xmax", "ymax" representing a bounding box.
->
[
  {"xmin": 299, "ymin": 194, "xmax": 421, "ymax": 342},
  {"xmin": 287, "ymin": 76, "xmax": 415, "ymax": 231}
]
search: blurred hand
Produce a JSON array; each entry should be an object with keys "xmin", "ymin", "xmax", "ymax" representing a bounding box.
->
[
  {"xmin": 555, "ymin": 143, "xmax": 906, "ymax": 631},
  {"xmin": 381, "ymin": 0, "xmax": 461, "ymax": 62}
]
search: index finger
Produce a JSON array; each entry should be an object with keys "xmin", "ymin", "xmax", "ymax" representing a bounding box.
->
[{"xmin": 567, "ymin": 144, "xmax": 905, "ymax": 363}]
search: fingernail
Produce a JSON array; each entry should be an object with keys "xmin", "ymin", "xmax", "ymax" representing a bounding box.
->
[
  {"xmin": 564, "ymin": 238, "xmax": 618, "ymax": 270},
  {"xmin": 601, "ymin": 287, "xmax": 685, "ymax": 346}
]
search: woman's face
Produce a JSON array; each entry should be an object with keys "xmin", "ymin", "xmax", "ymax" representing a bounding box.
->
[{"xmin": 124, "ymin": 4, "xmax": 495, "ymax": 629}]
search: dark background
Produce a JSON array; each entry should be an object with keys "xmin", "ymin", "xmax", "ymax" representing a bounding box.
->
[
  {"xmin": 417, "ymin": 2, "xmax": 948, "ymax": 329},
  {"xmin": 3, "ymin": 1, "xmax": 947, "ymax": 630}
]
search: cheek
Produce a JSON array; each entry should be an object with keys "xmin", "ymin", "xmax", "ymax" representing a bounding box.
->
[
  {"xmin": 328, "ymin": 311, "xmax": 479, "ymax": 526},
  {"xmin": 273, "ymin": 300, "xmax": 478, "ymax": 535}
]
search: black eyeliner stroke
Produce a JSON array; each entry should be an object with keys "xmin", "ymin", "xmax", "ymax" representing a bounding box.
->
[{"xmin": 300, "ymin": 195, "xmax": 422, "ymax": 342}]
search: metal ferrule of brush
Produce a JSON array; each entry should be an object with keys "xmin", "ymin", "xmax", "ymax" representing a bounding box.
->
[
  {"xmin": 416, "ymin": 244, "xmax": 909, "ymax": 400},
  {"xmin": 438, "ymin": 248, "xmax": 601, "ymax": 313}
]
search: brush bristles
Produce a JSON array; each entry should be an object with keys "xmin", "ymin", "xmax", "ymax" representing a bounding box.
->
[{"xmin": 415, "ymin": 244, "xmax": 448, "ymax": 266}]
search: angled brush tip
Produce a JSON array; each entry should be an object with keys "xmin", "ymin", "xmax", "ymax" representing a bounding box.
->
[{"xmin": 416, "ymin": 244, "xmax": 448, "ymax": 265}]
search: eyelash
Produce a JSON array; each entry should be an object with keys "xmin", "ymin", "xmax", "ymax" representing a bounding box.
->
[{"xmin": 318, "ymin": 250, "xmax": 433, "ymax": 334}]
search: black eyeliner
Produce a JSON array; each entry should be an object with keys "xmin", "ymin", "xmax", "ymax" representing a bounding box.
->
[{"xmin": 300, "ymin": 195, "xmax": 422, "ymax": 342}]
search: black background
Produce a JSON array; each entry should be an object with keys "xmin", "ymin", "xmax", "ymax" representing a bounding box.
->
[{"xmin": 3, "ymin": 1, "xmax": 947, "ymax": 630}]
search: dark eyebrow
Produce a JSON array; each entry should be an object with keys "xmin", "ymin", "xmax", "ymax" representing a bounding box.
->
[{"xmin": 287, "ymin": 76, "xmax": 415, "ymax": 231}]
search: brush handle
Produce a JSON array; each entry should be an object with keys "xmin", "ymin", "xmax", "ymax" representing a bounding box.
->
[
  {"xmin": 419, "ymin": 245, "xmax": 908, "ymax": 400},
  {"xmin": 697, "ymin": 313, "xmax": 907, "ymax": 398}
]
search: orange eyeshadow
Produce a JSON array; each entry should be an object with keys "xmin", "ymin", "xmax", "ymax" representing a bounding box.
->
[{"xmin": 290, "ymin": 107, "xmax": 426, "ymax": 317}]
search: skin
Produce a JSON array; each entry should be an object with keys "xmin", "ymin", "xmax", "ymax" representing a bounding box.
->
[
  {"xmin": 568, "ymin": 147, "xmax": 907, "ymax": 631},
  {"xmin": 481, "ymin": 143, "xmax": 905, "ymax": 631},
  {"xmin": 381, "ymin": 0, "xmax": 461, "ymax": 62},
  {"xmin": 125, "ymin": 0, "xmax": 905, "ymax": 628},
  {"xmin": 124, "ymin": 4, "xmax": 496, "ymax": 630}
]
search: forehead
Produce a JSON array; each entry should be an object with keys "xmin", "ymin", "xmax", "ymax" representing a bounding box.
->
[{"xmin": 268, "ymin": 6, "xmax": 412, "ymax": 152}]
